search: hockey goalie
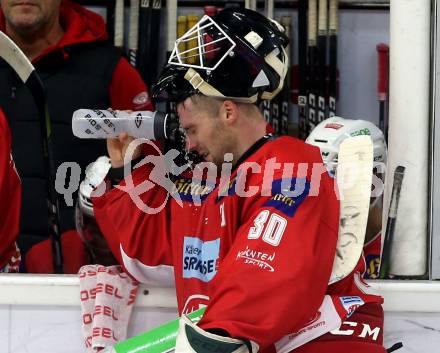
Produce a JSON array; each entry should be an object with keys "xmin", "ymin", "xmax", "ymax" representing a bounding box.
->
[{"xmin": 91, "ymin": 7, "xmax": 389, "ymax": 353}]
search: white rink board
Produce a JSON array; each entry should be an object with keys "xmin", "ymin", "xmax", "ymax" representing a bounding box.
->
[{"xmin": 0, "ymin": 276, "xmax": 440, "ymax": 353}]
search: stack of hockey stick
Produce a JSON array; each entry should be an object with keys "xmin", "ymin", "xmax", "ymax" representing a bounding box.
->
[
  {"xmin": 298, "ymin": 0, "xmax": 339, "ymax": 139},
  {"xmin": 114, "ymin": 0, "xmax": 163, "ymax": 86}
]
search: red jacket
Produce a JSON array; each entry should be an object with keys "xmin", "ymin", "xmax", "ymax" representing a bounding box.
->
[
  {"xmin": 93, "ymin": 135, "xmax": 385, "ymax": 352},
  {"xmin": 25, "ymin": 230, "xmax": 88, "ymax": 274},
  {"xmin": 0, "ymin": 0, "xmax": 153, "ymax": 111},
  {"xmin": 0, "ymin": 108, "xmax": 21, "ymax": 269}
]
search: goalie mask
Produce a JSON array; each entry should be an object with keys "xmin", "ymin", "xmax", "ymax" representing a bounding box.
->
[
  {"xmin": 305, "ymin": 116, "xmax": 387, "ymax": 178},
  {"xmin": 75, "ymin": 156, "xmax": 117, "ymax": 266},
  {"xmin": 152, "ymin": 8, "xmax": 289, "ymax": 104}
]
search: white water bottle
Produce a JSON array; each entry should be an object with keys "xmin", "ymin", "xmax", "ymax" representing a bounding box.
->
[{"xmin": 72, "ymin": 109, "xmax": 173, "ymax": 139}]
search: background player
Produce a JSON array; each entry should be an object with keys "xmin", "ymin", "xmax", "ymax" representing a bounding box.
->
[{"xmin": 306, "ymin": 116, "xmax": 387, "ymax": 278}]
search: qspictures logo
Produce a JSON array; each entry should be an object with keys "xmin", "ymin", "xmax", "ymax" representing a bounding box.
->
[{"xmin": 54, "ymin": 139, "xmax": 386, "ymax": 214}]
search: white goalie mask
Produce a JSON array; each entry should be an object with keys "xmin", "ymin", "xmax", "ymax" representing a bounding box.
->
[{"xmin": 306, "ymin": 116, "xmax": 387, "ymax": 178}]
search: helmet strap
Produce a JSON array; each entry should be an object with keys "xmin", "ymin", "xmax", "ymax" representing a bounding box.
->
[
  {"xmin": 261, "ymin": 46, "xmax": 288, "ymax": 100},
  {"xmin": 184, "ymin": 68, "xmax": 258, "ymax": 103}
]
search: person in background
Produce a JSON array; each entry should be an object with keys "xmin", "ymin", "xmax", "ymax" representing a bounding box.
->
[
  {"xmin": 0, "ymin": 0, "xmax": 154, "ymax": 270},
  {"xmin": 25, "ymin": 155, "xmax": 119, "ymax": 273},
  {"xmin": 0, "ymin": 108, "xmax": 21, "ymax": 273},
  {"xmin": 306, "ymin": 116, "xmax": 387, "ymax": 279}
]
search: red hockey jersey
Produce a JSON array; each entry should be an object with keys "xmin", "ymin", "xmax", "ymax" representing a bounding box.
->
[
  {"xmin": 0, "ymin": 108, "xmax": 21, "ymax": 270},
  {"xmin": 94, "ymin": 135, "xmax": 385, "ymax": 352}
]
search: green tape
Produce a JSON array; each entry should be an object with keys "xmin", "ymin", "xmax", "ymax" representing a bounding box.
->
[{"xmin": 112, "ymin": 307, "xmax": 206, "ymax": 353}]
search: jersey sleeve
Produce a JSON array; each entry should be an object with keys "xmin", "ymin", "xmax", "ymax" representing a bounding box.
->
[
  {"xmin": 0, "ymin": 109, "xmax": 21, "ymax": 268},
  {"xmin": 93, "ymin": 160, "xmax": 174, "ymax": 285},
  {"xmin": 199, "ymin": 166, "xmax": 340, "ymax": 349},
  {"xmin": 109, "ymin": 57, "xmax": 155, "ymax": 111}
]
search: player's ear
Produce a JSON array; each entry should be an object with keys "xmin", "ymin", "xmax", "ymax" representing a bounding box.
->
[{"xmin": 220, "ymin": 100, "xmax": 238, "ymax": 125}]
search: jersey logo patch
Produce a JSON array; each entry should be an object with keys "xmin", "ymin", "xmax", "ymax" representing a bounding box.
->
[
  {"xmin": 215, "ymin": 177, "xmax": 237, "ymax": 203},
  {"xmin": 183, "ymin": 237, "xmax": 220, "ymax": 282},
  {"xmin": 339, "ymin": 296, "xmax": 365, "ymax": 318},
  {"xmin": 236, "ymin": 246, "xmax": 276, "ymax": 272},
  {"xmin": 174, "ymin": 178, "xmax": 214, "ymax": 203},
  {"xmin": 182, "ymin": 294, "xmax": 210, "ymax": 315},
  {"xmin": 263, "ymin": 178, "xmax": 310, "ymax": 217}
]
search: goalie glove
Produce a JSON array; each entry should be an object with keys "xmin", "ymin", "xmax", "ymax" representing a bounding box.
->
[{"xmin": 175, "ymin": 314, "xmax": 259, "ymax": 353}]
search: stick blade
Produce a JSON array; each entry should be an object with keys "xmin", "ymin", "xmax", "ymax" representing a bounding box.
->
[
  {"xmin": 329, "ymin": 135, "xmax": 373, "ymax": 284},
  {"xmin": 0, "ymin": 31, "xmax": 33, "ymax": 82}
]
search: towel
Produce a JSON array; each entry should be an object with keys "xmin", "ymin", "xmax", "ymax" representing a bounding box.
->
[{"xmin": 79, "ymin": 264, "xmax": 139, "ymax": 352}]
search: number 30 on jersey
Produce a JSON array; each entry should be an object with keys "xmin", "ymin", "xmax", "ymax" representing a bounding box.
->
[{"xmin": 248, "ymin": 210, "xmax": 287, "ymax": 246}]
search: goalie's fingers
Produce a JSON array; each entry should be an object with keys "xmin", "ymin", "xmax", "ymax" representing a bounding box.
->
[
  {"xmin": 118, "ymin": 131, "xmax": 131, "ymax": 142},
  {"xmin": 107, "ymin": 137, "xmax": 125, "ymax": 168}
]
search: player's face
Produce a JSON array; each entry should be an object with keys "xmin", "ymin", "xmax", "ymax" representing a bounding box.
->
[
  {"xmin": 1, "ymin": 0, "xmax": 61, "ymax": 34},
  {"xmin": 177, "ymin": 97, "xmax": 234, "ymax": 167}
]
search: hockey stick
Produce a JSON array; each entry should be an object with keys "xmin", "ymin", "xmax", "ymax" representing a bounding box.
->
[
  {"xmin": 298, "ymin": 0, "xmax": 308, "ymax": 139},
  {"xmin": 280, "ymin": 16, "xmax": 292, "ymax": 135},
  {"xmin": 0, "ymin": 31, "xmax": 64, "ymax": 273},
  {"xmin": 271, "ymin": 16, "xmax": 282, "ymax": 134},
  {"xmin": 128, "ymin": 0, "xmax": 140, "ymax": 67},
  {"xmin": 105, "ymin": 0, "xmax": 116, "ymax": 46},
  {"xmin": 379, "ymin": 165, "xmax": 405, "ymax": 279},
  {"xmin": 386, "ymin": 342, "xmax": 404, "ymax": 352},
  {"xmin": 137, "ymin": 0, "xmax": 152, "ymax": 83},
  {"xmin": 177, "ymin": 15, "xmax": 187, "ymax": 62},
  {"xmin": 137, "ymin": 0, "xmax": 162, "ymax": 84},
  {"xmin": 114, "ymin": 0, "xmax": 124, "ymax": 50},
  {"xmin": 166, "ymin": 0, "xmax": 178, "ymax": 62},
  {"xmin": 329, "ymin": 135, "xmax": 374, "ymax": 284},
  {"xmin": 148, "ymin": 0, "xmax": 162, "ymax": 83},
  {"xmin": 328, "ymin": 0, "xmax": 338, "ymax": 118},
  {"xmin": 186, "ymin": 14, "xmax": 200, "ymax": 65},
  {"xmin": 204, "ymin": 6, "xmax": 218, "ymax": 61},
  {"xmin": 164, "ymin": 0, "xmax": 178, "ymax": 118},
  {"xmin": 377, "ymin": 43, "xmax": 389, "ymax": 140},
  {"xmin": 259, "ymin": 0, "xmax": 275, "ymax": 128},
  {"xmin": 265, "ymin": 0, "xmax": 274, "ymax": 19},
  {"xmin": 245, "ymin": 0, "xmax": 257, "ymax": 10},
  {"xmin": 317, "ymin": 0, "xmax": 328, "ymax": 123},
  {"xmin": 307, "ymin": 0, "xmax": 318, "ymax": 134}
]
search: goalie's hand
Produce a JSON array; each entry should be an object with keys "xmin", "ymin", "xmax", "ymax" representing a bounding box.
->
[
  {"xmin": 175, "ymin": 314, "xmax": 258, "ymax": 353},
  {"xmin": 107, "ymin": 131, "xmax": 142, "ymax": 168}
]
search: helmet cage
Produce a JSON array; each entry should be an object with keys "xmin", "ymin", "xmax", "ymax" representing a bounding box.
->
[{"xmin": 169, "ymin": 15, "xmax": 236, "ymax": 72}]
